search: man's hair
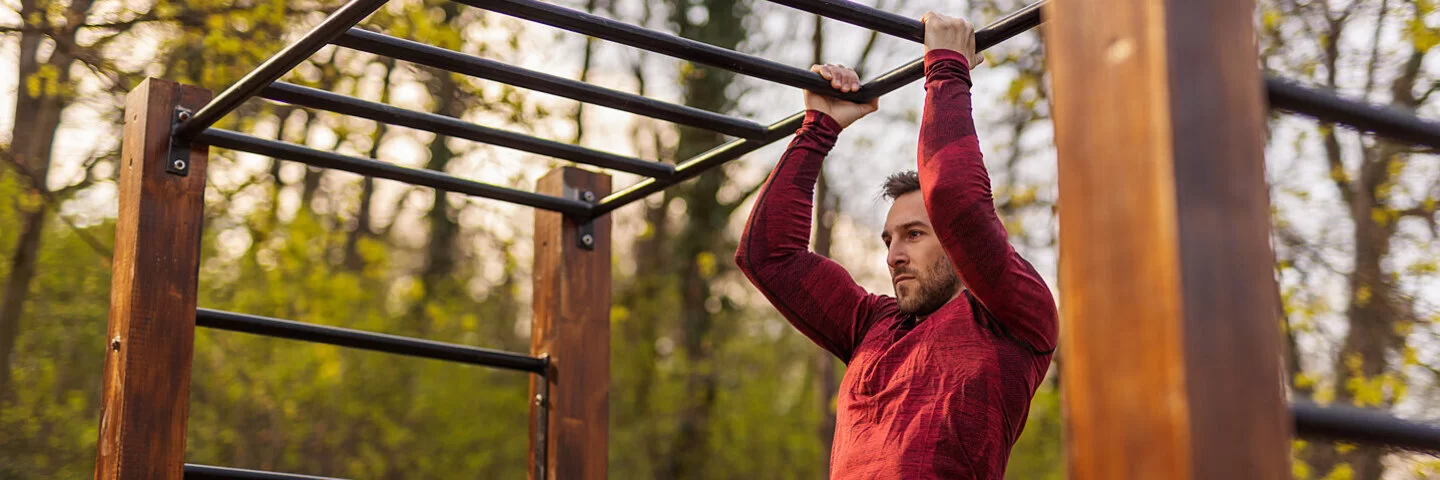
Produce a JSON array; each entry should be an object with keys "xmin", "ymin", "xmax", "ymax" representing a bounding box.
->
[{"xmin": 881, "ymin": 170, "xmax": 921, "ymax": 200}]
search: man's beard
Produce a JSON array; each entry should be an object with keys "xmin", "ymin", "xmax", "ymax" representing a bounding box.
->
[{"xmin": 893, "ymin": 257, "xmax": 962, "ymax": 317}]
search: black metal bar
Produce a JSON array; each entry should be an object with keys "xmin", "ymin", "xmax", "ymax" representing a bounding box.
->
[
  {"xmin": 592, "ymin": 3, "xmax": 1045, "ymax": 216},
  {"xmin": 765, "ymin": 0, "xmax": 924, "ymax": 42},
  {"xmin": 1292, "ymin": 403, "xmax": 1440, "ymax": 453},
  {"xmin": 861, "ymin": 1, "xmax": 1045, "ymax": 96},
  {"xmin": 260, "ymin": 82, "xmax": 674, "ymax": 178},
  {"xmin": 196, "ymin": 129, "xmax": 593, "ymax": 216},
  {"xmin": 1266, "ymin": 76, "xmax": 1440, "ymax": 150},
  {"xmin": 196, "ymin": 308, "xmax": 548, "ymax": 373},
  {"xmin": 334, "ymin": 29, "xmax": 768, "ymax": 140},
  {"xmin": 173, "ymin": 0, "xmax": 388, "ymax": 141},
  {"xmin": 184, "ymin": 464, "xmax": 347, "ymax": 480},
  {"xmin": 454, "ymin": 0, "xmax": 874, "ymax": 103}
]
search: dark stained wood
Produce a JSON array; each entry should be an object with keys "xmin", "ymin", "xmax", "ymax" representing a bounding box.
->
[
  {"xmin": 94, "ymin": 78, "xmax": 212, "ymax": 480},
  {"xmin": 530, "ymin": 167, "xmax": 611, "ymax": 480},
  {"xmin": 1043, "ymin": 0, "xmax": 1290, "ymax": 479}
]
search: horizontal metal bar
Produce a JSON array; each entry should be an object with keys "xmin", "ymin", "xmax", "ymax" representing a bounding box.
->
[
  {"xmin": 861, "ymin": 1, "xmax": 1045, "ymax": 97},
  {"xmin": 1292, "ymin": 403, "xmax": 1440, "ymax": 453},
  {"xmin": 335, "ymin": 29, "xmax": 768, "ymax": 140},
  {"xmin": 455, "ymin": 0, "xmax": 874, "ymax": 103},
  {"xmin": 593, "ymin": 2, "xmax": 1045, "ymax": 216},
  {"xmin": 196, "ymin": 308, "xmax": 548, "ymax": 373},
  {"xmin": 173, "ymin": 0, "xmax": 388, "ymax": 141},
  {"xmin": 765, "ymin": 0, "xmax": 924, "ymax": 42},
  {"xmin": 196, "ymin": 129, "xmax": 593, "ymax": 216},
  {"xmin": 184, "ymin": 464, "xmax": 347, "ymax": 480},
  {"xmin": 1266, "ymin": 76, "xmax": 1440, "ymax": 150},
  {"xmin": 260, "ymin": 82, "xmax": 674, "ymax": 178}
]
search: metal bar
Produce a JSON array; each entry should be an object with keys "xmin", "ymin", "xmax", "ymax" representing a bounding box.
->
[
  {"xmin": 196, "ymin": 129, "xmax": 593, "ymax": 216},
  {"xmin": 1266, "ymin": 76, "xmax": 1440, "ymax": 150},
  {"xmin": 196, "ymin": 308, "xmax": 548, "ymax": 373},
  {"xmin": 862, "ymin": 1, "xmax": 1045, "ymax": 96},
  {"xmin": 183, "ymin": 464, "xmax": 346, "ymax": 480},
  {"xmin": 173, "ymin": 0, "xmax": 388, "ymax": 140},
  {"xmin": 533, "ymin": 361, "xmax": 550, "ymax": 480},
  {"xmin": 593, "ymin": 2, "xmax": 1044, "ymax": 216},
  {"xmin": 764, "ymin": 0, "xmax": 924, "ymax": 42},
  {"xmin": 453, "ymin": 0, "xmax": 874, "ymax": 103},
  {"xmin": 334, "ymin": 29, "xmax": 768, "ymax": 140},
  {"xmin": 1292, "ymin": 403, "xmax": 1440, "ymax": 453},
  {"xmin": 184, "ymin": 464, "xmax": 347, "ymax": 480},
  {"xmin": 260, "ymin": 82, "xmax": 674, "ymax": 178}
]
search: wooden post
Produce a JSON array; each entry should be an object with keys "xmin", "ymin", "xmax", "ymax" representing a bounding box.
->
[
  {"xmin": 531, "ymin": 167, "xmax": 611, "ymax": 480},
  {"xmin": 1043, "ymin": 0, "xmax": 1290, "ymax": 479},
  {"xmin": 95, "ymin": 78, "xmax": 212, "ymax": 480}
]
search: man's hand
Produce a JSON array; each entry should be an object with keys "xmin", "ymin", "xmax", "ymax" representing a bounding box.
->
[
  {"xmin": 920, "ymin": 12, "xmax": 983, "ymax": 68},
  {"xmin": 805, "ymin": 63, "xmax": 878, "ymax": 128}
]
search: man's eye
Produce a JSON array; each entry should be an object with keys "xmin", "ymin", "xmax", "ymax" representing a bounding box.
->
[{"xmin": 908, "ymin": 230, "xmax": 922, "ymax": 238}]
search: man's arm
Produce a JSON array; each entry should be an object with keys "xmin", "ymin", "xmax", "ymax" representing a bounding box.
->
[
  {"xmin": 917, "ymin": 14, "xmax": 1058, "ymax": 353},
  {"xmin": 736, "ymin": 80, "xmax": 893, "ymax": 362}
]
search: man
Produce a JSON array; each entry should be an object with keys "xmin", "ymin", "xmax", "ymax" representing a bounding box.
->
[{"xmin": 734, "ymin": 12, "xmax": 1058, "ymax": 479}]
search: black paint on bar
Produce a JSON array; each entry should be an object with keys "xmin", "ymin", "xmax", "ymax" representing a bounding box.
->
[
  {"xmin": 173, "ymin": 0, "xmax": 388, "ymax": 141},
  {"xmin": 196, "ymin": 129, "xmax": 593, "ymax": 216},
  {"xmin": 260, "ymin": 82, "xmax": 675, "ymax": 178},
  {"xmin": 184, "ymin": 464, "xmax": 347, "ymax": 480},
  {"xmin": 196, "ymin": 308, "xmax": 548, "ymax": 373},
  {"xmin": 863, "ymin": 1, "xmax": 1045, "ymax": 97},
  {"xmin": 1266, "ymin": 76, "xmax": 1440, "ymax": 150},
  {"xmin": 593, "ymin": 2, "xmax": 1045, "ymax": 216},
  {"xmin": 455, "ymin": 0, "xmax": 874, "ymax": 103},
  {"xmin": 335, "ymin": 29, "xmax": 768, "ymax": 140},
  {"xmin": 1292, "ymin": 402, "xmax": 1440, "ymax": 453},
  {"xmin": 765, "ymin": 0, "xmax": 924, "ymax": 43}
]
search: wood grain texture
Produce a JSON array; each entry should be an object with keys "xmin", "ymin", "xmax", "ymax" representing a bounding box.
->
[
  {"xmin": 531, "ymin": 167, "xmax": 611, "ymax": 480},
  {"xmin": 1043, "ymin": 0, "xmax": 1290, "ymax": 478},
  {"xmin": 95, "ymin": 78, "xmax": 212, "ymax": 480}
]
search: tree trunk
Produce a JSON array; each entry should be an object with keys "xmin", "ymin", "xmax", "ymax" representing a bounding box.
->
[
  {"xmin": 0, "ymin": 0, "xmax": 83, "ymax": 399},
  {"xmin": 660, "ymin": 0, "xmax": 750, "ymax": 477}
]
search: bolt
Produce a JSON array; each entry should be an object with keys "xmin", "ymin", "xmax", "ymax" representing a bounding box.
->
[
  {"xmin": 534, "ymin": 394, "xmax": 544, "ymax": 406},
  {"xmin": 581, "ymin": 234, "xmax": 595, "ymax": 246},
  {"xmin": 177, "ymin": 110, "xmax": 192, "ymax": 122},
  {"xmin": 582, "ymin": 191, "xmax": 596, "ymax": 202},
  {"xmin": 110, "ymin": 336, "xmax": 121, "ymax": 351},
  {"xmin": 172, "ymin": 159, "xmax": 187, "ymax": 171}
]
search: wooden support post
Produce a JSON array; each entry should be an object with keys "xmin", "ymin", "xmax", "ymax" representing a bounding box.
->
[
  {"xmin": 1043, "ymin": 1, "xmax": 1289, "ymax": 479},
  {"xmin": 531, "ymin": 167, "xmax": 611, "ymax": 480},
  {"xmin": 95, "ymin": 78, "xmax": 212, "ymax": 479}
]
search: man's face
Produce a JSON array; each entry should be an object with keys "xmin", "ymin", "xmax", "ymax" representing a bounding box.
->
[{"xmin": 881, "ymin": 191, "xmax": 962, "ymax": 316}]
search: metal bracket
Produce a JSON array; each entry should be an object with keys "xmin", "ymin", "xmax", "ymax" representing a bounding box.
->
[
  {"xmin": 166, "ymin": 106, "xmax": 195, "ymax": 176},
  {"xmin": 570, "ymin": 188, "xmax": 597, "ymax": 251}
]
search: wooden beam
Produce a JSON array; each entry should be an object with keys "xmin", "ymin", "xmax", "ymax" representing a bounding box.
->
[
  {"xmin": 95, "ymin": 78, "xmax": 212, "ymax": 480},
  {"xmin": 531, "ymin": 167, "xmax": 610, "ymax": 480},
  {"xmin": 1043, "ymin": 0, "xmax": 1290, "ymax": 479}
]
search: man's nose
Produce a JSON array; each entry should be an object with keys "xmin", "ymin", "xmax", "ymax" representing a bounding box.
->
[{"xmin": 888, "ymin": 244, "xmax": 908, "ymax": 269}]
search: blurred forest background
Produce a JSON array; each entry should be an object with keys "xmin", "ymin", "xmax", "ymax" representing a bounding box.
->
[{"xmin": 0, "ymin": 0, "xmax": 1438, "ymax": 478}]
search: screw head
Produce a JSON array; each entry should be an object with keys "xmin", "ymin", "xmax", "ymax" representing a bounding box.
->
[
  {"xmin": 582, "ymin": 191, "xmax": 596, "ymax": 202},
  {"xmin": 534, "ymin": 394, "xmax": 544, "ymax": 406},
  {"xmin": 581, "ymin": 234, "xmax": 595, "ymax": 246},
  {"xmin": 177, "ymin": 110, "xmax": 192, "ymax": 121},
  {"xmin": 172, "ymin": 159, "xmax": 187, "ymax": 171},
  {"xmin": 110, "ymin": 336, "xmax": 121, "ymax": 351}
]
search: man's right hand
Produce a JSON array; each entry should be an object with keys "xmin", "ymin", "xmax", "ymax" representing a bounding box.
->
[{"xmin": 805, "ymin": 63, "xmax": 878, "ymax": 128}]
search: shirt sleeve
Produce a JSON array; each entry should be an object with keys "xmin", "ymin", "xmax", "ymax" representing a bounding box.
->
[
  {"xmin": 916, "ymin": 49, "xmax": 1059, "ymax": 354},
  {"xmin": 735, "ymin": 111, "xmax": 897, "ymax": 362}
]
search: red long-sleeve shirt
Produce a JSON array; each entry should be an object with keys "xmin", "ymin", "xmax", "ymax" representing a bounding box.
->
[{"xmin": 735, "ymin": 50, "xmax": 1058, "ymax": 479}]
